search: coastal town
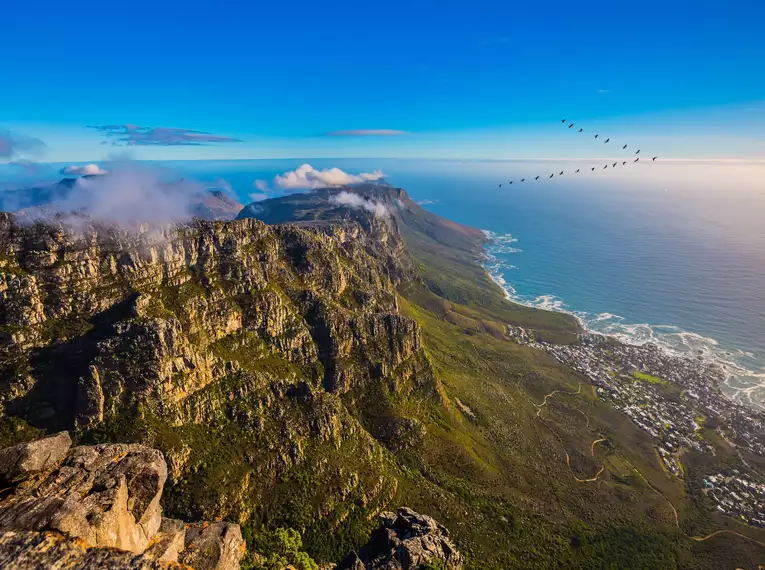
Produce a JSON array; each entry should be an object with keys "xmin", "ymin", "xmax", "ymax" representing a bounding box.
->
[{"xmin": 507, "ymin": 325, "xmax": 765, "ymax": 524}]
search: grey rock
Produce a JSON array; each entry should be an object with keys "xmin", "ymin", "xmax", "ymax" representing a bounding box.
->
[
  {"xmin": 0, "ymin": 431, "xmax": 71, "ymax": 482},
  {"xmin": 144, "ymin": 518, "xmax": 186, "ymax": 562},
  {"xmin": 0, "ymin": 530, "xmax": 185, "ymax": 569},
  {"xmin": 336, "ymin": 507, "xmax": 463, "ymax": 570},
  {"xmin": 0, "ymin": 443, "xmax": 167, "ymax": 554},
  {"xmin": 179, "ymin": 522, "xmax": 244, "ymax": 570}
]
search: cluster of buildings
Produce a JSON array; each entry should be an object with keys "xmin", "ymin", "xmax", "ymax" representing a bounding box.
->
[
  {"xmin": 704, "ymin": 471, "xmax": 765, "ymax": 527},
  {"xmin": 506, "ymin": 325, "xmax": 765, "ymax": 519}
]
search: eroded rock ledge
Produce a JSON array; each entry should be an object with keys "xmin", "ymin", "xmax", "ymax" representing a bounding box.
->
[
  {"xmin": 336, "ymin": 507, "xmax": 463, "ymax": 570},
  {"xmin": 0, "ymin": 432, "xmax": 244, "ymax": 570}
]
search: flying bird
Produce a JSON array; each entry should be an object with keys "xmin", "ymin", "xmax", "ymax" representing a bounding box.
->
[
  {"xmin": 575, "ymin": 169, "xmax": 580, "ymax": 173},
  {"xmin": 635, "ymin": 149, "xmax": 640, "ymax": 154},
  {"xmin": 622, "ymin": 161, "xmax": 627, "ymax": 165},
  {"xmin": 568, "ymin": 124, "xmax": 574, "ymax": 128},
  {"xmin": 561, "ymin": 119, "xmax": 566, "ymax": 123},
  {"xmin": 591, "ymin": 167, "xmax": 595, "ymax": 171},
  {"xmin": 559, "ymin": 171, "xmax": 564, "ymax": 175},
  {"xmin": 603, "ymin": 165, "xmax": 608, "ymax": 169},
  {"xmin": 550, "ymin": 174, "xmax": 554, "ymax": 178},
  {"xmin": 634, "ymin": 157, "xmax": 640, "ymax": 162},
  {"xmin": 521, "ymin": 178, "xmax": 525, "ymax": 182},
  {"xmin": 594, "ymin": 134, "xmax": 599, "ymax": 139},
  {"xmin": 509, "ymin": 181, "xmax": 513, "ymax": 185},
  {"xmin": 652, "ymin": 156, "xmax": 658, "ymax": 161},
  {"xmin": 578, "ymin": 128, "xmax": 583, "ymax": 132},
  {"xmin": 622, "ymin": 144, "xmax": 627, "ymax": 149},
  {"xmin": 498, "ymin": 184, "xmax": 502, "ymax": 187},
  {"xmin": 535, "ymin": 176, "xmax": 540, "ymax": 180},
  {"xmin": 604, "ymin": 138, "xmax": 610, "ymax": 143}
]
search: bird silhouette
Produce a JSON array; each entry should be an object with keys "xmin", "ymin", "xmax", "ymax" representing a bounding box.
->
[
  {"xmin": 568, "ymin": 124, "xmax": 574, "ymax": 129},
  {"xmin": 603, "ymin": 165, "xmax": 608, "ymax": 169},
  {"xmin": 622, "ymin": 144, "xmax": 628, "ymax": 149},
  {"xmin": 498, "ymin": 184, "xmax": 502, "ymax": 187},
  {"xmin": 561, "ymin": 119, "xmax": 566, "ymax": 123},
  {"xmin": 604, "ymin": 138, "xmax": 610, "ymax": 143},
  {"xmin": 575, "ymin": 169, "xmax": 580, "ymax": 173},
  {"xmin": 578, "ymin": 128, "xmax": 583, "ymax": 132},
  {"xmin": 634, "ymin": 157, "xmax": 639, "ymax": 162},
  {"xmin": 521, "ymin": 178, "xmax": 525, "ymax": 182},
  {"xmin": 652, "ymin": 156, "xmax": 658, "ymax": 161},
  {"xmin": 535, "ymin": 176, "xmax": 540, "ymax": 180},
  {"xmin": 594, "ymin": 134, "xmax": 599, "ymax": 139},
  {"xmin": 550, "ymin": 174, "xmax": 554, "ymax": 178},
  {"xmin": 559, "ymin": 171, "xmax": 564, "ymax": 175},
  {"xmin": 509, "ymin": 181, "xmax": 513, "ymax": 185},
  {"xmin": 635, "ymin": 149, "xmax": 641, "ymax": 154},
  {"xmin": 622, "ymin": 161, "xmax": 627, "ymax": 165},
  {"xmin": 591, "ymin": 167, "xmax": 595, "ymax": 171}
]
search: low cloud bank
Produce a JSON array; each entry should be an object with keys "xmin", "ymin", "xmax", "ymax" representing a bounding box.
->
[
  {"xmin": 18, "ymin": 163, "xmax": 230, "ymax": 231},
  {"xmin": 273, "ymin": 164, "xmax": 385, "ymax": 189},
  {"xmin": 60, "ymin": 164, "xmax": 108, "ymax": 176},
  {"xmin": 329, "ymin": 191, "xmax": 389, "ymax": 218}
]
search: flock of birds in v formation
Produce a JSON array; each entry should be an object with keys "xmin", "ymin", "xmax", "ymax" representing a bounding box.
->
[{"xmin": 498, "ymin": 119, "xmax": 658, "ymax": 187}]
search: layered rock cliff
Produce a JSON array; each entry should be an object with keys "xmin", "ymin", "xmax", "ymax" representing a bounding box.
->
[{"xmin": 0, "ymin": 206, "xmax": 440, "ymax": 558}]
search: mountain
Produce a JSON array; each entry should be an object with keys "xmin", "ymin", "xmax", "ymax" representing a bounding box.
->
[
  {"xmin": 0, "ymin": 177, "xmax": 242, "ymax": 222},
  {"xmin": 0, "ymin": 185, "xmax": 763, "ymax": 569},
  {"xmin": 0, "ymin": 177, "xmax": 81, "ymax": 211}
]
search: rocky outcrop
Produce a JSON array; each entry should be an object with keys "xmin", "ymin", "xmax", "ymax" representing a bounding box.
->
[
  {"xmin": 336, "ymin": 508, "xmax": 463, "ymax": 570},
  {"xmin": 0, "ymin": 531, "xmax": 183, "ymax": 570},
  {"xmin": 0, "ymin": 435, "xmax": 244, "ymax": 570},
  {"xmin": 0, "ymin": 431, "xmax": 71, "ymax": 482}
]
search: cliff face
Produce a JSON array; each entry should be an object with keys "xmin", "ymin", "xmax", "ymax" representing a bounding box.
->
[
  {"xmin": 0, "ymin": 209, "xmax": 436, "ymax": 546},
  {"xmin": 0, "ymin": 432, "xmax": 245, "ymax": 570}
]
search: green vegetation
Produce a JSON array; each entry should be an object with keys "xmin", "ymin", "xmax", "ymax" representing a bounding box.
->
[
  {"xmin": 241, "ymin": 526, "xmax": 318, "ymax": 570},
  {"xmin": 634, "ymin": 370, "xmax": 667, "ymax": 384}
]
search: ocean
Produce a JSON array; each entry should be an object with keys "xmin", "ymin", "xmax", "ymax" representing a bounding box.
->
[{"xmin": 4, "ymin": 157, "xmax": 765, "ymax": 409}]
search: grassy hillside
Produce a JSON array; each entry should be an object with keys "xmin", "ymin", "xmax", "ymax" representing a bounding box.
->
[{"xmin": 238, "ymin": 185, "xmax": 765, "ymax": 568}]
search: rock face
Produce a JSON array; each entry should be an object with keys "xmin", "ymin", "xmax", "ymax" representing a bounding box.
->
[
  {"xmin": 336, "ymin": 507, "xmax": 463, "ymax": 570},
  {"xmin": 0, "ymin": 431, "xmax": 71, "ymax": 482},
  {"xmin": 0, "ymin": 206, "xmax": 435, "ymax": 528},
  {"xmin": 0, "ymin": 435, "xmax": 244, "ymax": 570},
  {"xmin": 0, "ymin": 531, "xmax": 182, "ymax": 570}
]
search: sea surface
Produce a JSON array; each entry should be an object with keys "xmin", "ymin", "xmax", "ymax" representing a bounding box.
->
[{"xmin": 3, "ymin": 157, "xmax": 765, "ymax": 409}]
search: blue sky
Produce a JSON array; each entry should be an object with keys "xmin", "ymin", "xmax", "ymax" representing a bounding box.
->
[{"xmin": 2, "ymin": 0, "xmax": 764, "ymax": 162}]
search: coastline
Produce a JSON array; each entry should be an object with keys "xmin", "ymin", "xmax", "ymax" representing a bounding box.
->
[{"xmin": 481, "ymin": 229, "xmax": 765, "ymax": 412}]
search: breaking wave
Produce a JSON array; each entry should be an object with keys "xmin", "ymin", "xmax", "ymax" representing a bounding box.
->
[{"xmin": 482, "ymin": 230, "xmax": 765, "ymax": 411}]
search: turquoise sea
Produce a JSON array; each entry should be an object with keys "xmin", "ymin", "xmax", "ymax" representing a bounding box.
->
[{"xmin": 3, "ymin": 158, "xmax": 765, "ymax": 409}]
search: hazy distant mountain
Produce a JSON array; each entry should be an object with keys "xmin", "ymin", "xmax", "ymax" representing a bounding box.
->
[{"xmin": 0, "ymin": 177, "xmax": 242, "ymax": 222}]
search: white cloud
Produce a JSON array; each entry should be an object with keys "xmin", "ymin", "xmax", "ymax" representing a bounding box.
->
[
  {"xmin": 60, "ymin": 163, "xmax": 108, "ymax": 176},
  {"xmin": 248, "ymin": 192, "xmax": 269, "ymax": 202},
  {"xmin": 415, "ymin": 198, "xmax": 439, "ymax": 205},
  {"xmin": 253, "ymin": 179, "xmax": 269, "ymax": 191},
  {"xmin": 273, "ymin": 164, "xmax": 385, "ymax": 189},
  {"xmin": 329, "ymin": 191, "xmax": 389, "ymax": 218}
]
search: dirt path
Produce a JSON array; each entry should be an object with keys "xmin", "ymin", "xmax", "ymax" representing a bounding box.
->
[
  {"xmin": 691, "ymin": 529, "xmax": 765, "ymax": 549},
  {"xmin": 527, "ymin": 375, "xmax": 765, "ymax": 553}
]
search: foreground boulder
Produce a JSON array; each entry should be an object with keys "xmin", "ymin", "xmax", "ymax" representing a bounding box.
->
[
  {"xmin": 0, "ymin": 435, "xmax": 244, "ymax": 570},
  {"xmin": 0, "ymin": 531, "xmax": 183, "ymax": 569},
  {"xmin": 0, "ymin": 431, "xmax": 71, "ymax": 482},
  {"xmin": 336, "ymin": 507, "xmax": 463, "ymax": 570}
]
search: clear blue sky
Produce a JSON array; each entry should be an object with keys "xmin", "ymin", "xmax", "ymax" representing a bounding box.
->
[{"xmin": 2, "ymin": 0, "xmax": 764, "ymax": 161}]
